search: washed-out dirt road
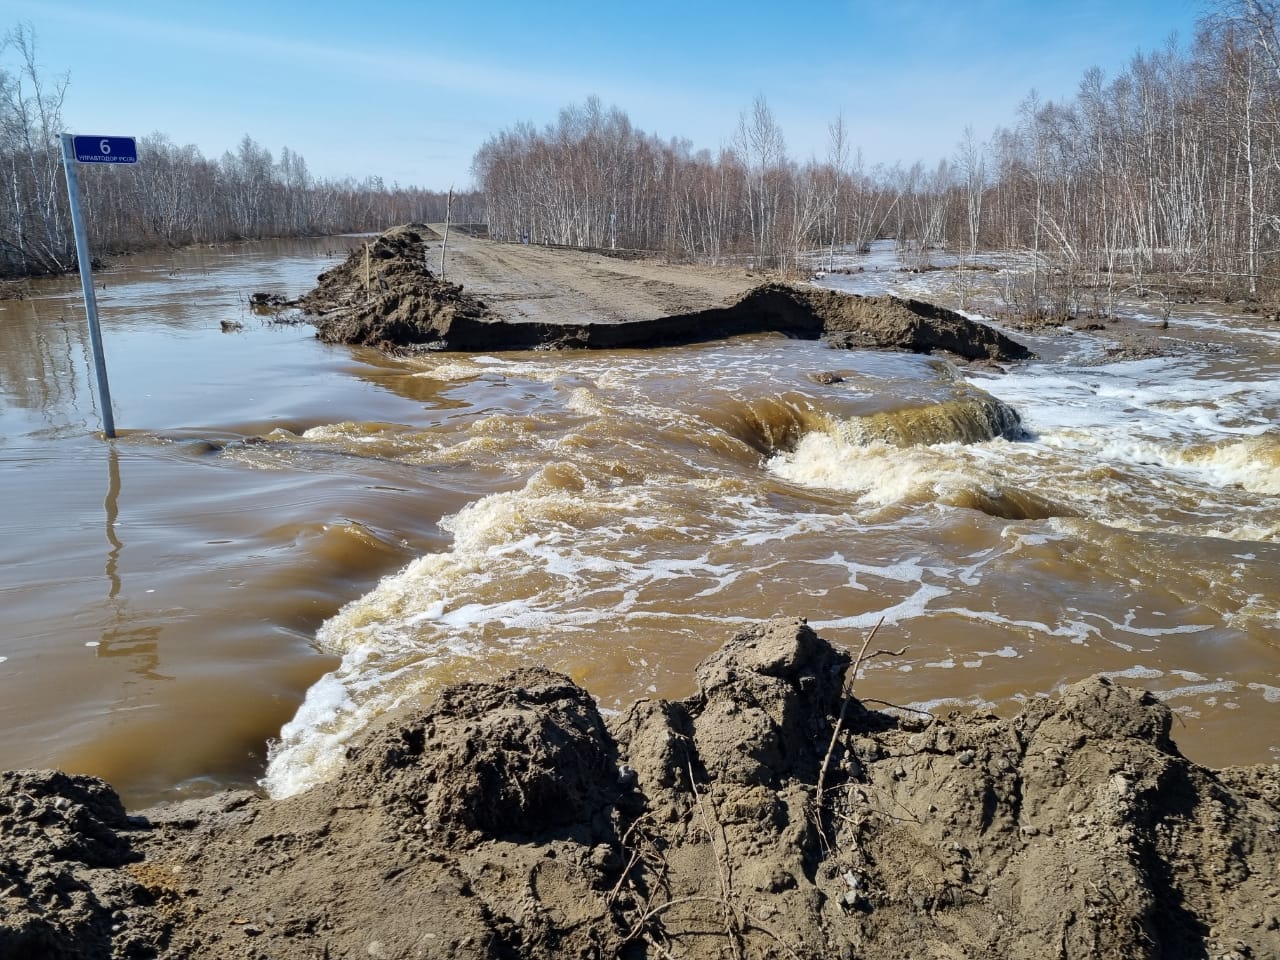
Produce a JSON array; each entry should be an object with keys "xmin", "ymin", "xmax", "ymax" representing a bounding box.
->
[
  {"xmin": 299, "ymin": 225, "xmax": 1031, "ymax": 361},
  {"xmin": 422, "ymin": 225, "xmax": 759, "ymax": 324}
]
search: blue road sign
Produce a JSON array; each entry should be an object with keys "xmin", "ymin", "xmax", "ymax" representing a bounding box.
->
[{"xmin": 72, "ymin": 136, "xmax": 138, "ymax": 164}]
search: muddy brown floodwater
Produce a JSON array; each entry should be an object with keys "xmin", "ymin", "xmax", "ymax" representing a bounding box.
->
[{"xmin": 0, "ymin": 236, "xmax": 1277, "ymax": 812}]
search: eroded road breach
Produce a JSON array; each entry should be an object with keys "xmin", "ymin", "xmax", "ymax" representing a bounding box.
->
[{"xmin": 297, "ymin": 225, "xmax": 1031, "ymax": 362}]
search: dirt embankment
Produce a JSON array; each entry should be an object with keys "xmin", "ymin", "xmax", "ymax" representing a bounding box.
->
[
  {"xmin": 4, "ymin": 618, "xmax": 1278, "ymax": 960},
  {"xmin": 296, "ymin": 226, "xmax": 496, "ymax": 349},
  {"xmin": 297, "ymin": 226, "xmax": 1031, "ymax": 363}
]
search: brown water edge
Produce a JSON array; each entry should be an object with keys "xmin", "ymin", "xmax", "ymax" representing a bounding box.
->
[{"xmin": 0, "ymin": 237, "xmax": 514, "ymax": 804}]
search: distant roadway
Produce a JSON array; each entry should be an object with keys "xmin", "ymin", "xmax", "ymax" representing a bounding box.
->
[{"xmin": 422, "ymin": 226, "xmax": 757, "ymax": 325}]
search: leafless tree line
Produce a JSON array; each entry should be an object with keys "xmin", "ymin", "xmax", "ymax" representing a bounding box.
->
[
  {"xmin": 473, "ymin": 94, "xmax": 895, "ymax": 273},
  {"xmin": 10, "ymin": 2, "xmax": 1279, "ymax": 304},
  {"xmin": 984, "ymin": 1, "xmax": 1280, "ymax": 313},
  {"xmin": 1, "ymin": 25, "xmax": 481, "ymax": 281},
  {"xmin": 477, "ymin": 2, "xmax": 1280, "ymax": 303}
]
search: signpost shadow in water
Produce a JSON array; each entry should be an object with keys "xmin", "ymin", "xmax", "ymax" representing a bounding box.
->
[
  {"xmin": 96, "ymin": 444, "xmax": 169, "ymax": 682},
  {"xmin": 61, "ymin": 124, "xmax": 178, "ymax": 684}
]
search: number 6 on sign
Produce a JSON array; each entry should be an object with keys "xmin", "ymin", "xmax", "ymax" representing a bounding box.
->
[{"xmin": 71, "ymin": 136, "xmax": 138, "ymax": 164}]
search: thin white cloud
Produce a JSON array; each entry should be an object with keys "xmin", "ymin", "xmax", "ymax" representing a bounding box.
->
[{"xmin": 9, "ymin": 0, "xmax": 602, "ymax": 104}]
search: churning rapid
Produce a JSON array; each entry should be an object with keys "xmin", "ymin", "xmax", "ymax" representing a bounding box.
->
[
  {"xmin": 263, "ymin": 295, "xmax": 1278, "ymax": 797},
  {"xmin": 0, "ymin": 238, "xmax": 1276, "ymax": 807}
]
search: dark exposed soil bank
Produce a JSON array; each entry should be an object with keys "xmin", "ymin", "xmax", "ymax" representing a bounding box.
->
[
  {"xmin": 299, "ymin": 226, "xmax": 1031, "ymax": 362},
  {"xmin": 297, "ymin": 226, "xmax": 496, "ymax": 349},
  {"xmin": 4, "ymin": 619, "xmax": 1278, "ymax": 959}
]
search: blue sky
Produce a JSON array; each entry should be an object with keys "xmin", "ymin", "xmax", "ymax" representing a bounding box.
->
[{"xmin": 2, "ymin": 0, "xmax": 1204, "ymax": 189}]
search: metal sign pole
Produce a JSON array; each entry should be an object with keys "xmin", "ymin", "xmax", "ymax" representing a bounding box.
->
[{"xmin": 60, "ymin": 132, "xmax": 117, "ymax": 439}]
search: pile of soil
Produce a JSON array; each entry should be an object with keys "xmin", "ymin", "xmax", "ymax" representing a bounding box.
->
[
  {"xmin": 299, "ymin": 225, "xmax": 498, "ymax": 349},
  {"xmin": 3, "ymin": 618, "xmax": 1278, "ymax": 959},
  {"xmin": 298, "ymin": 226, "xmax": 1030, "ymax": 362},
  {"xmin": 790, "ymin": 286, "xmax": 1032, "ymax": 360}
]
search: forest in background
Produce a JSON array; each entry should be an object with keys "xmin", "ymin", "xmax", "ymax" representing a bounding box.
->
[
  {"xmin": 0, "ymin": 24, "xmax": 482, "ymax": 282},
  {"xmin": 475, "ymin": 0, "xmax": 1280, "ymax": 315},
  {"xmin": 6, "ymin": 1, "xmax": 1280, "ymax": 318}
]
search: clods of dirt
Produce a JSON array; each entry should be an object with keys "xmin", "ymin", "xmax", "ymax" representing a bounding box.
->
[
  {"xmin": 299, "ymin": 224, "xmax": 496, "ymax": 349},
  {"xmin": 4, "ymin": 618, "xmax": 1277, "ymax": 959}
]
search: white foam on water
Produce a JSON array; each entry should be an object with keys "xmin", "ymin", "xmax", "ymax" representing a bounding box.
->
[
  {"xmin": 957, "ymin": 533, "xmax": 1057, "ymax": 585},
  {"xmin": 939, "ymin": 606, "xmax": 1099, "ymax": 646},
  {"xmin": 264, "ymin": 466, "xmax": 647, "ymax": 795},
  {"xmin": 811, "ymin": 552, "xmax": 934, "ymax": 586},
  {"xmin": 765, "ymin": 361, "xmax": 1277, "ymax": 543},
  {"xmin": 1105, "ymin": 665, "xmax": 1165, "ymax": 681},
  {"xmin": 565, "ymin": 387, "xmax": 607, "ymax": 416},
  {"xmin": 267, "ymin": 448, "xmax": 945, "ymax": 797},
  {"xmin": 263, "ymin": 658, "xmax": 383, "ymax": 798},
  {"xmin": 620, "ymin": 610, "xmax": 757, "ymax": 628},
  {"xmin": 811, "ymin": 582, "xmax": 952, "ymax": 631},
  {"xmin": 262, "ymin": 317, "xmax": 1280, "ymax": 798},
  {"xmin": 1078, "ymin": 435, "xmax": 1280, "ymax": 497},
  {"xmin": 958, "ymin": 356, "xmax": 1280, "ymax": 542},
  {"xmin": 970, "ymin": 353, "xmax": 1279, "ymax": 444},
  {"xmin": 1186, "ymin": 437, "xmax": 1280, "ymax": 495},
  {"xmin": 736, "ymin": 515, "xmax": 843, "ymax": 547},
  {"xmin": 1247, "ymin": 682, "xmax": 1280, "ymax": 703},
  {"xmin": 899, "ymin": 695, "xmax": 997, "ymax": 715},
  {"xmin": 1087, "ymin": 612, "xmax": 1213, "ymax": 640},
  {"xmin": 1170, "ymin": 314, "xmax": 1280, "ymax": 345},
  {"xmin": 767, "ymin": 433, "xmax": 1014, "ymax": 510},
  {"xmin": 1156, "ymin": 681, "xmax": 1240, "ymax": 700},
  {"xmin": 426, "ymin": 357, "xmax": 566, "ymax": 383},
  {"xmin": 411, "ymin": 359, "xmax": 488, "ymax": 381}
]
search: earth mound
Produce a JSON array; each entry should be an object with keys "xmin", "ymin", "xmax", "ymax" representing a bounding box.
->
[
  {"xmin": 801, "ymin": 285, "xmax": 1031, "ymax": 359},
  {"xmin": 337, "ymin": 665, "xmax": 621, "ymax": 849},
  {"xmin": 299, "ymin": 224, "xmax": 497, "ymax": 348},
  {"xmin": 4, "ymin": 618, "xmax": 1277, "ymax": 959},
  {"xmin": 298, "ymin": 226, "xmax": 1030, "ymax": 362}
]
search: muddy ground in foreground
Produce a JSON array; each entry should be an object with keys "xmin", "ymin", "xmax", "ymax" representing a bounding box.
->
[{"xmin": 3, "ymin": 618, "xmax": 1278, "ymax": 960}]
